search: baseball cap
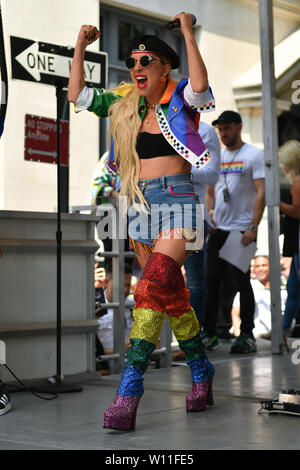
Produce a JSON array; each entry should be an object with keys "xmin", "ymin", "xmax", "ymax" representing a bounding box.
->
[{"xmin": 212, "ymin": 110, "xmax": 242, "ymax": 126}]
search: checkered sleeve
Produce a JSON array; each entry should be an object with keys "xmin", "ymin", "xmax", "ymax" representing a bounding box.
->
[{"xmin": 183, "ymin": 79, "xmax": 215, "ymax": 113}]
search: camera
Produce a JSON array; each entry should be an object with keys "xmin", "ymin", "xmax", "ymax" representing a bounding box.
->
[{"xmin": 223, "ymin": 187, "xmax": 230, "ymax": 202}]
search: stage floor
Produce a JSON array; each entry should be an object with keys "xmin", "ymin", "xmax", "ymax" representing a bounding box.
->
[{"xmin": 0, "ymin": 338, "xmax": 299, "ymax": 450}]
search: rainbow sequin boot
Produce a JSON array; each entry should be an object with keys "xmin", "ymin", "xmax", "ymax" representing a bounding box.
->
[
  {"xmin": 185, "ymin": 355, "xmax": 215, "ymax": 411},
  {"xmin": 178, "ymin": 333, "xmax": 215, "ymax": 411},
  {"xmin": 103, "ymin": 365, "xmax": 144, "ymax": 431}
]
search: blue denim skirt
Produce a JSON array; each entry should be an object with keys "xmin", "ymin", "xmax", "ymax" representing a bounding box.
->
[{"xmin": 128, "ymin": 173, "xmax": 203, "ymax": 249}]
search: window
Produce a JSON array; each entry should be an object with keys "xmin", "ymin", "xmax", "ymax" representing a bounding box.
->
[{"xmin": 98, "ymin": 6, "xmax": 188, "ymax": 156}]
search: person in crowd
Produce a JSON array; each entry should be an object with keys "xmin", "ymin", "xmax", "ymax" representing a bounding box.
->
[
  {"xmin": 251, "ymin": 255, "xmax": 272, "ymax": 338},
  {"xmin": 91, "ymin": 151, "xmax": 134, "ymax": 271},
  {"xmin": 184, "ymin": 121, "xmax": 221, "ymax": 327},
  {"xmin": 0, "ymin": 378, "xmax": 11, "ymax": 416},
  {"xmin": 279, "ymin": 140, "xmax": 300, "ymax": 344},
  {"xmin": 95, "ymin": 261, "xmax": 134, "ymax": 373},
  {"xmin": 280, "ymin": 256, "xmax": 292, "ymax": 285},
  {"xmin": 216, "ymin": 273, "xmax": 237, "ymax": 340},
  {"xmin": 91, "ymin": 151, "xmax": 120, "ymax": 206},
  {"xmin": 69, "ymin": 12, "xmax": 216, "ymax": 431},
  {"xmin": 94, "ymin": 261, "xmax": 110, "ymax": 375},
  {"xmin": 202, "ymin": 110, "xmax": 265, "ymax": 353},
  {"xmin": 231, "ymin": 255, "xmax": 287, "ymax": 340}
]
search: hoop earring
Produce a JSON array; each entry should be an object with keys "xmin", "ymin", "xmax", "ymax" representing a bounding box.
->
[{"xmin": 160, "ymin": 75, "xmax": 167, "ymax": 83}]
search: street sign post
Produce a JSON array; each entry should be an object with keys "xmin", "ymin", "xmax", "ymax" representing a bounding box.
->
[
  {"xmin": 10, "ymin": 35, "xmax": 107, "ymax": 89},
  {"xmin": 10, "ymin": 35, "xmax": 107, "ymax": 393}
]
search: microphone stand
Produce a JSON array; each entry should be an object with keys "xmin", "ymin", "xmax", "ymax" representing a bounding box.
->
[{"xmin": 34, "ymin": 83, "xmax": 82, "ymax": 394}]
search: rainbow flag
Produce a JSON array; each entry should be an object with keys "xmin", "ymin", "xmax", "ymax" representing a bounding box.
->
[{"xmin": 220, "ymin": 161, "xmax": 244, "ymax": 174}]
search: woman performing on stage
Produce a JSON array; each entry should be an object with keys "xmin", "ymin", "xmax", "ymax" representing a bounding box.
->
[{"xmin": 69, "ymin": 12, "xmax": 216, "ymax": 431}]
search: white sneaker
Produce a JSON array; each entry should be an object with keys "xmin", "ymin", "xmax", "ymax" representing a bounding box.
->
[{"xmin": 0, "ymin": 381, "xmax": 12, "ymax": 416}]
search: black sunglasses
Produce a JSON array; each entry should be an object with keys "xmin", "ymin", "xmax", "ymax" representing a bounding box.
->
[{"xmin": 125, "ymin": 55, "xmax": 161, "ymax": 70}]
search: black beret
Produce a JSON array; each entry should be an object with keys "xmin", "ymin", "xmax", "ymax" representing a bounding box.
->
[{"xmin": 128, "ymin": 35, "xmax": 180, "ymax": 69}]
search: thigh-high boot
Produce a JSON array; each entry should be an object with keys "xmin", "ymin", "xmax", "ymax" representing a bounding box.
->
[
  {"xmin": 163, "ymin": 253, "xmax": 215, "ymax": 411},
  {"xmin": 104, "ymin": 252, "xmax": 166, "ymax": 431}
]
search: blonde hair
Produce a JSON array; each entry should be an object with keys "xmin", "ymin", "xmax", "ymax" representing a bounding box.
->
[
  {"xmin": 107, "ymin": 56, "xmax": 172, "ymax": 211},
  {"xmin": 279, "ymin": 139, "xmax": 300, "ymax": 183},
  {"xmin": 107, "ymin": 82, "xmax": 148, "ymax": 211}
]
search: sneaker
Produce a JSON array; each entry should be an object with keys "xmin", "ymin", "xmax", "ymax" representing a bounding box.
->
[
  {"xmin": 230, "ymin": 333, "xmax": 257, "ymax": 354},
  {"xmin": 201, "ymin": 332, "xmax": 221, "ymax": 351},
  {"xmin": 0, "ymin": 381, "xmax": 11, "ymax": 416},
  {"xmin": 218, "ymin": 331, "xmax": 235, "ymax": 341}
]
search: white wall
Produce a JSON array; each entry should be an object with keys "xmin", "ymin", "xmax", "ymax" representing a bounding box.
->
[
  {"xmin": 1, "ymin": 0, "xmax": 298, "ymax": 212},
  {"xmin": 0, "ymin": 0, "xmax": 100, "ymax": 211}
]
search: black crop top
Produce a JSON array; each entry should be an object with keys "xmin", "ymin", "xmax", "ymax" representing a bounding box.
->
[{"xmin": 136, "ymin": 132, "xmax": 178, "ymax": 159}]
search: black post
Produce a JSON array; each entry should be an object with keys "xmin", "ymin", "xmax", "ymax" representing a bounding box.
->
[
  {"xmin": 33, "ymin": 84, "xmax": 82, "ymax": 394},
  {"xmin": 56, "ymin": 83, "xmax": 63, "ymax": 383}
]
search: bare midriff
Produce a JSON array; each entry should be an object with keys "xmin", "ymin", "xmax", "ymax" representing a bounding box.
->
[
  {"xmin": 138, "ymin": 102, "xmax": 191, "ymax": 179},
  {"xmin": 139, "ymin": 154, "xmax": 191, "ymax": 179}
]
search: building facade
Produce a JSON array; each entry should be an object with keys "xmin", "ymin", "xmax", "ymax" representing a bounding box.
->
[{"xmin": 0, "ymin": 0, "xmax": 299, "ymax": 215}]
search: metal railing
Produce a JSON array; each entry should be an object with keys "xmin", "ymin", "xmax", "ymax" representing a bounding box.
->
[{"xmin": 71, "ymin": 201, "xmax": 174, "ymax": 373}]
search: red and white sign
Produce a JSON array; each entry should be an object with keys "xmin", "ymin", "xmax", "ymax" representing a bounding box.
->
[{"xmin": 25, "ymin": 114, "xmax": 69, "ymax": 165}]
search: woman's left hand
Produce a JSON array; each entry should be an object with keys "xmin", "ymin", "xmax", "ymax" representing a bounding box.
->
[{"xmin": 172, "ymin": 12, "xmax": 194, "ymax": 35}]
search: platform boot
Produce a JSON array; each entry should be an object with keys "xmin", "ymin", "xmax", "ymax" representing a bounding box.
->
[
  {"xmin": 174, "ymin": 331, "xmax": 215, "ymax": 411},
  {"xmin": 104, "ymin": 252, "xmax": 166, "ymax": 431}
]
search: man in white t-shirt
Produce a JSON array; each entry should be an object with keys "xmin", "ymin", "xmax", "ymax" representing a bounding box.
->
[
  {"xmin": 184, "ymin": 122, "xmax": 221, "ymax": 327},
  {"xmin": 202, "ymin": 110, "xmax": 265, "ymax": 353}
]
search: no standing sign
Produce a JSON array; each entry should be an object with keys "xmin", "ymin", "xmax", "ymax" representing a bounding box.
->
[{"xmin": 25, "ymin": 114, "xmax": 69, "ymax": 165}]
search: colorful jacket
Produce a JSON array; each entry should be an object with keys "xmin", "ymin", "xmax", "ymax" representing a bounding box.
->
[{"xmin": 76, "ymin": 78, "xmax": 216, "ymax": 175}]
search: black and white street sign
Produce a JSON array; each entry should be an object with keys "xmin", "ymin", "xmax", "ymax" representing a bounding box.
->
[{"xmin": 10, "ymin": 36, "xmax": 107, "ymax": 89}]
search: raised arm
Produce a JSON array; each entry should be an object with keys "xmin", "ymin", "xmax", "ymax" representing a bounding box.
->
[
  {"xmin": 68, "ymin": 25, "xmax": 101, "ymax": 103},
  {"xmin": 172, "ymin": 12, "xmax": 208, "ymax": 93}
]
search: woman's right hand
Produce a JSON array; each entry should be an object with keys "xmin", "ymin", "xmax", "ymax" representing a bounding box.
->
[
  {"xmin": 77, "ymin": 25, "xmax": 101, "ymax": 49},
  {"xmin": 68, "ymin": 25, "xmax": 101, "ymax": 103}
]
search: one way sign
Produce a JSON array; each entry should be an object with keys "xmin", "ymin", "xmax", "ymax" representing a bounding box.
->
[{"xmin": 10, "ymin": 36, "xmax": 107, "ymax": 89}]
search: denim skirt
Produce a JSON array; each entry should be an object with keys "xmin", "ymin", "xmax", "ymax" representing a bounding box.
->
[{"xmin": 128, "ymin": 173, "xmax": 203, "ymax": 249}]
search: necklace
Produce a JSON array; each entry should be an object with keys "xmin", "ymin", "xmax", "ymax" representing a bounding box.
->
[
  {"xmin": 146, "ymin": 84, "xmax": 167, "ymax": 109},
  {"xmin": 146, "ymin": 101, "xmax": 159, "ymax": 109},
  {"xmin": 144, "ymin": 109, "xmax": 156, "ymax": 125}
]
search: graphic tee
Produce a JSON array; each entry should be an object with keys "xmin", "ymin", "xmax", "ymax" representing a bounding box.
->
[{"xmin": 214, "ymin": 143, "xmax": 265, "ymax": 231}]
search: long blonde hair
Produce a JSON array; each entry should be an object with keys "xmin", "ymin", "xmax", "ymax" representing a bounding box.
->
[
  {"xmin": 279, "ymin": 139, "xmax": 300, "ymax": 183},
  {"xmin": 107, "ymin": 82, "xmax": 148, "ymax": 211}
]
